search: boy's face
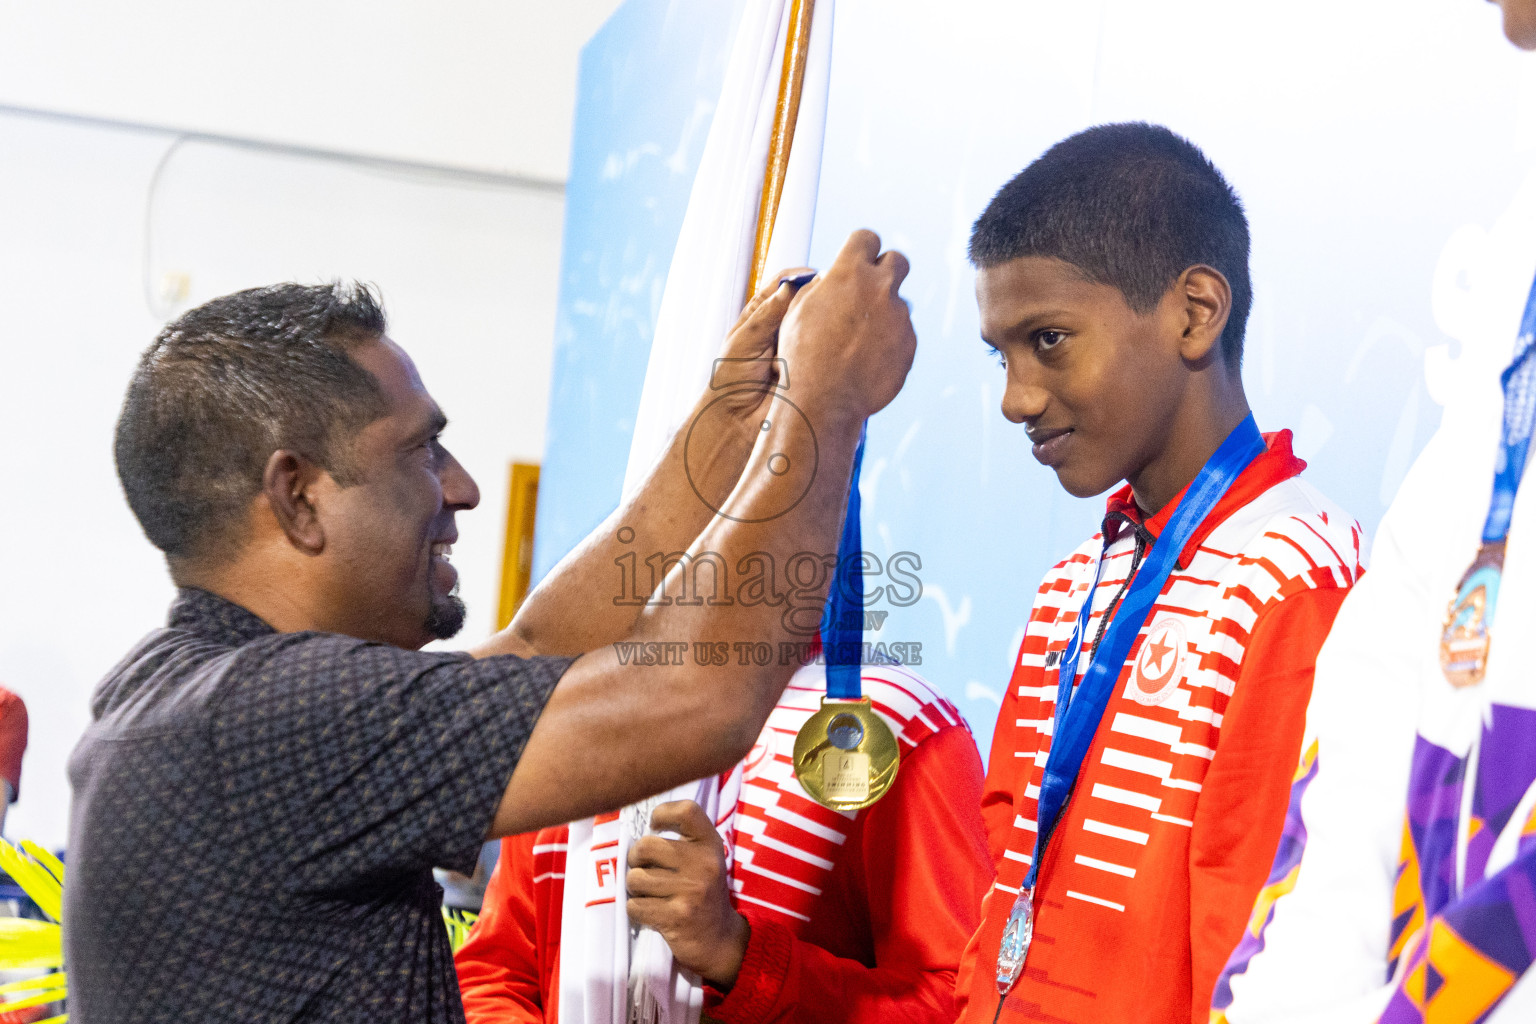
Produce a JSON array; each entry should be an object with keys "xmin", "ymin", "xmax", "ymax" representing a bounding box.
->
[
  {"xmin": 977, "ymin": 255, "xmax": 1193, "ymax": 502},
  {"xmin": 1495, "ymin": 0, "xmax": 1536, "ymax": 49}
]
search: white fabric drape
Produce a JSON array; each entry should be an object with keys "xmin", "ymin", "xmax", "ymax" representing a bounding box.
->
[
  {"xmin": 620, "ymin": 0, "xmax": 833, "ymax": 498},
  {"xmin": 558, "ymin": 2, "xmax": 834, "ymax": 1023}
]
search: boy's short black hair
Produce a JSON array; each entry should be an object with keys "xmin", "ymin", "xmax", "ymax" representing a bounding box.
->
[
  {"xmin": 969, "ymin": 122, "xmax": 1251, "ymax": 365},
  {"xmin": 114, "ymin": 282, "xmax": 389, "ymax": 564}
]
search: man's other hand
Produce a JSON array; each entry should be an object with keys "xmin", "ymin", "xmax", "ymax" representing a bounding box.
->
[
  {"xmin": 707, "ymin": 266, "xmax": 815, "ymax": 419},
  {"xmin": 625, "ymin": 799, "xmax": 750, "ymax": 988},
  {"xmin": 779, "ymin": 229, "xmax": 916, "ymax": 422},
  {"xmin": 719, "ymin": 265, "xmax": 815, "ymax": 378}
]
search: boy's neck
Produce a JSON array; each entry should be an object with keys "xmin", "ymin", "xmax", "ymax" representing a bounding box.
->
[{"xmin": 1128, "ymin": 372, "xmax": 1252, "ymax": 518}]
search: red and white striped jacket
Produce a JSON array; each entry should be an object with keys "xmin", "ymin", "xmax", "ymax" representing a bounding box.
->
[
  {"xmin": 955, "ymin": 430, "xmax": 1365, "ymax": 1024},
  {"xmin": 456, "ymin": 665, "xmax": 995, "ymax": 1024}
]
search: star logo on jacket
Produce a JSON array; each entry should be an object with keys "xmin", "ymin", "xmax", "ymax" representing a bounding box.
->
[{"xmin": 1129, "ymin": 618, "xmax": 1187, "ymax": 706}]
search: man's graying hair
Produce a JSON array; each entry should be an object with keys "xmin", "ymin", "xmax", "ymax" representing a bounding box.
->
[{"xmin": 115, "ymin": 282, "xmax": 390, "ymax": 563}]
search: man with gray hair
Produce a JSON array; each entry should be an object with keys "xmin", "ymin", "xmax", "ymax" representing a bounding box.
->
[{"xmin": 68, "ymin": 229, "xmax": 915, "ymax": 1022}]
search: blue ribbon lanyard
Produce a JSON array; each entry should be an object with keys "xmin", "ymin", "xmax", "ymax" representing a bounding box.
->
[
  {"xmin": 1021, "ymin": 415, "xmax": 1266, "ymax": 891},
  {"xmin": 821, "ymin": 426, "xmax": 867, "ymax": 699},
  {"xmin": 1481, "ymin": 283, "xmax": 1536, "ymax": 546}
]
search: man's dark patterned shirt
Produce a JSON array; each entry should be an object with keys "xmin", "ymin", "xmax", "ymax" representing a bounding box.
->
[{"xmin": 66, "ymin": 588, "xmax": 572, "ymax": 1022}]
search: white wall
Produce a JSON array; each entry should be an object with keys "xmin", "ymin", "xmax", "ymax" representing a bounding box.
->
[
  {"xmin": 0, "ymin": 0, "xmax": 630, "ymax": 855},
  {"xmin": 0, "ymin": 106, "xmax": 568, "ymax": 851},
  {"xmin": 0, "ymin": 0, "xmax": 625, "ymax": 182}
]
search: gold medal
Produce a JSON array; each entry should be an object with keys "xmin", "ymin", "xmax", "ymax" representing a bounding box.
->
[
  {"xmin": 792, "ymin": 697, "xmax": 900, "ymax": 811},
  {"xmin": 1440, "ymin": 540, "xmax": 1505, "ymax": 688}
]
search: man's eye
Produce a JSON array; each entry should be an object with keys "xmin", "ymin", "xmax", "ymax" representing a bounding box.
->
[
  {"xmin": 1036, "ymin": 330, "xmax": 1066, "ymax": 350},
  {"xmin": 988, "ymin": 347, "xmax": 1007, "ymax": 369}
]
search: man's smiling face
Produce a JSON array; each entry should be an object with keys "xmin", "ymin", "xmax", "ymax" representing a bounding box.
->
[
  {"xmin": 977, "ymin": 255, "xmax": 1190, "ymax": 502},
  {"xmin": 317, "ymin": 336, "xmax": 481, "ymax": 649}
]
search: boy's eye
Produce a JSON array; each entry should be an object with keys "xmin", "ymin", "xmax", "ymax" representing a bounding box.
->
[
  {"xmin": 987, "ymin": 345, "xmax": 1007, "ymax": 369},
  {"xmin": 1035, "ymin": 330, "xmax": 1067, "ymax": 351}
]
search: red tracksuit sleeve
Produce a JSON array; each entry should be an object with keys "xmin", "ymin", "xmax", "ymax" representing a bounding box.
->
[
  {"xmin": 1187, "ymin": 586, "xmax": 1348, "ymax": 1024},
  {"xmin": 981, "ymin": 650, "xmax": 1035, "ymax": 866},
  {"xmin": 456, "ymin": 832, "xmax": 548, "ymax": 1024},
  {"xmin": 705, "ymin": 725, "xmax": 994, "ymax": 1024}
]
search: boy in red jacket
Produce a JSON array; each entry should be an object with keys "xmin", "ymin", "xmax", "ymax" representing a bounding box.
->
[
  {"xmin": 953, "ymin": 123, "xmax": 1365, "ymax": 1023},
  {"xmin": 456, "ymin": 663, "xmax": 993, "ymax": 1024}
]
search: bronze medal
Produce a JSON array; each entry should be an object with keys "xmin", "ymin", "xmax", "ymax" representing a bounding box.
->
[
  {"xmin": 1440, "ymin": 540, "xmax": 1505, "ymax": 688},
  {"xmin": 792, "ymin": 696, "xmax": 899, "ymax": 811}
]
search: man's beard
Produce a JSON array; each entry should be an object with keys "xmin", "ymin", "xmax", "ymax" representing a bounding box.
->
[{"xmin": 425, "ymin": 590, "xmax": 467, "ymax": 641}]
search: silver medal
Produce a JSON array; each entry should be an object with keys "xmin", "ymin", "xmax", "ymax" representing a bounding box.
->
[{"xmin": 995, "ymin": 887, "xmax": 1035, "ymax": 994}]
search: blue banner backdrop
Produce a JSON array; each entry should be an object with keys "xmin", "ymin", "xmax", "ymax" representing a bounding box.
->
[{"xmin": 536, "ymin": 0, "xmax": 1536, "ymax": 759}]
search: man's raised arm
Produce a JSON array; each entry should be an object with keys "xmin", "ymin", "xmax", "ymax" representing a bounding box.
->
[
  {"xmin": 489, "ymin": 230, "xmax": 914, "ymax": 836},
  {"xmin": 476, "ymin": 267, "xmax": 812, "ymax": 660}
]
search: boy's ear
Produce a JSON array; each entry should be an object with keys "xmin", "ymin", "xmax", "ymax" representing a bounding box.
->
[{"xmin": 1175, "ymin": 265, "xmax": 1232, "ymax": 365}]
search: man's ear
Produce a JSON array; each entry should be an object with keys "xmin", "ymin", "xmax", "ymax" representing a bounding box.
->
[
  {"xmin": 1175, "ymin": 265, "xmax": 1233, "ymax": 366},
  {"xmin": 262, "ymin": 450, "xmax": 327, "ymax": 555}
]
